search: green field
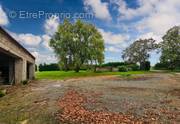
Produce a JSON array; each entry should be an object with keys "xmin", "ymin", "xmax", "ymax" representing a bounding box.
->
[{"xmin": 35, "ymin": 71, "xmax": 149, "ymax": 80}]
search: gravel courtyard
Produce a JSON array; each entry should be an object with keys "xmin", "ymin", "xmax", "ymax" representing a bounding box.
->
[{"xmin": 0, "ymin": 73, "xmax": 179, "ymax": 124}]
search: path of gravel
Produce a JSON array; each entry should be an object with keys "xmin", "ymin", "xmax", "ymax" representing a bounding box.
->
[{"xmin": 0, "ymin": 73, "xmax": 179, "ymax": 124}]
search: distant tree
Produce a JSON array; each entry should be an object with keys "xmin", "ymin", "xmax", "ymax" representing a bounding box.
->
[
  {"xmin": 154, "ymin": 62, "xmax": 168, "ymax": 70},
  {"xmin": 50, "ymin": 19, "xmax": 105, "ymax": 72},
  {"xmin": 160, "ymin": 26, "xmax": 180, "ymax": 70},
  {"xmin": 122, "ymin": 38, "xmax": 157, "ymax": 70},
  {"xmin": 39, "ymin": 64, "xmax": 43, "ymax": 71}
]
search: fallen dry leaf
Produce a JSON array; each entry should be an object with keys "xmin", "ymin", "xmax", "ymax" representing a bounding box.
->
[{"xmin": 56, "ymin": 90, "xmax": 142, "ymax": 124}]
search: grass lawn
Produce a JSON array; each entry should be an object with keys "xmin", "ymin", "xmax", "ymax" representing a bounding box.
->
[{"xmin": 35, "ymin": 70, "xmax": 150, "ymax": 80}]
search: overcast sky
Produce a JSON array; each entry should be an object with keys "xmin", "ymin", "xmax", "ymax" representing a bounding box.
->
[{"xmin": 0, "ymin": 0, "xmax": 180, "ymax": 65}]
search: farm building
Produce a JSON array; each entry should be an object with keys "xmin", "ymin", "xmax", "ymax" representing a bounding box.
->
[{"xmin": 0, "ymin": 27, "xmax": 35, "ymax": 85}]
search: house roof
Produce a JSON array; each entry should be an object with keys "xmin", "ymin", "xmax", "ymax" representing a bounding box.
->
[{"xmin": 0, "ymin": 26, "xmax": 35, "ymax": 60}]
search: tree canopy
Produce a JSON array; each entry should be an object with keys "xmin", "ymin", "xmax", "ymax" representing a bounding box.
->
[
  {"xmin": 122, "ymin": 38, "xmax": 157, "ymax": 70},
  {"xmin": 50, "ymin": 19, "xmax": 105, "ymax": 72},
  {"xmin": 160, "ymin": 26, "xmax": 180, "ymax": 70}
]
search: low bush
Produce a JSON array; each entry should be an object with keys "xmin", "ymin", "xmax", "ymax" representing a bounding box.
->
[
  {"xmin": 21, "ymin": 80, "xmax": 28, "ymax": 85},
  {"xmin": 127, "ymin": 64, "xmax": 140, "ymax": 71},
  {"xmin": 39, "ymin": 63, "xmax": 60, "ymax": 71},
  {"xmin": 118, "ymin": 66, "xmax": 128, "ymax": 72},
  {"xmin": 80, "ymin": 65, "xmax": 89, "ymax": 71},
  {"xmin": 100, "ymin": 62, "xmax": 140, "ymax": 72},
  {"xmin": 101, "ymin": 62, "xmax": 129, "ymax": 67},
  {"xmin": 145, "ymin": 61, "xmax": 151, "ymax": 71},
  {"xmin": 140, "ymin": 61, "xmax": 151, "ymax": 71},
  {"xmin": 154, "ymin": 62, "xmax": 180, "ymax": 71},
  {"xmin": 0, "ymin": 90, "xmax": 5, "ymax": 97},
  {"xmin": 154, "ymin": 62, "xmax": 168, "ymax": 70}
]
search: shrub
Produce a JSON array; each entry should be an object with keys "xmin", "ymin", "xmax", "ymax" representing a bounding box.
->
[
  {"xmin": 21, "ymin": 80, "xmax": 28, "ymax": 85},
  {"xmin": 154, "ymin": 62, "xmax": 168, "ymax": 70},
  {"xmin": 127, "ymin": 64, "xmax": 140, "ymax": 71},
  {"xmin": 145, "ymin": 61, "xmax": 151, "ymax": 71},
  {"xmin": 39, "ymin": 63, "xmax": 60, "ymax": 71},
  {"xmin": 140, "ymin": 61, "xmax": 151, "ymax": 71},
  {"xmin": 80, "ymin": 64, "xmax": 88, "ymax": 71},
  {"xmin": 101, "ymin": 62, "xmax": 129, "ymax": 67},
  {"xmin": 154, "ymin": 62, "xmax": 180, "ymax": 71},
  {"xmin": 0, "ymin": 90, "xmax": 5, "ymax": 97},
  {"xmin": 118, "ymin": 66, "xmax": 128, "ymax": 72}
]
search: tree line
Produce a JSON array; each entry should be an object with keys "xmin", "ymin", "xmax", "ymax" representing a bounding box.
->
[
  {"xmin": 122, "ymin": 26, "xmax": 180, "ymax": 70},
  {"xmin": 39, "ymin": 19, "xmax": 179, "ymax": 72}
]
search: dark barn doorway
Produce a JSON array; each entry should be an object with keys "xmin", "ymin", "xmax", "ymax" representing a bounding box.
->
[
  {"xmin": 26, "ymin": 62, "xmax": 34, "ymax": 80},
  {"xmin": 27, "ymin": 62, "xmax": 30, "ymax": 80},
  {"xmin": 0, "ymin": 52, "xmax": 15, "ymax": 85}
]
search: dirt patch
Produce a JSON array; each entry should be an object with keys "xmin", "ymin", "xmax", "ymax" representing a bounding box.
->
[
  {"xmin": 110, "ymin": 86, "xmax": 148, "ymax": 92},
  {"xmin": 168, "ymin": 89, "xmax": 180, "ymax": 97},
  {"xmin": 0, "ymin": 73, "xmax": 180, "ymax": 124},
  {"xmin": 106, "ymin": 75, "xmax": 159, "ymax": 81},
  {"xmin": 56, "ymin": 90, "xmax": 142, "ymax": 124},
  {"xmin": 56, "ymin": 89, "xmax": 143, "ymax": 124},
  {"xmin": 57, "ymin": 89, "xmax": 180, "ymax": 124}
]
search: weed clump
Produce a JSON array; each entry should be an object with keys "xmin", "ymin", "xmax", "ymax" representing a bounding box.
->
[
  {"xmin": 21, "ymin": 80, "xmax": 29, "ymax": 85},
  {"xmin": 0, "ymin": 90, "xmax": 6, "ymax": 97}
]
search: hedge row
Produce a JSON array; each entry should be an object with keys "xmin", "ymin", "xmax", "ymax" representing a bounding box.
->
[{"xmin": 39, "ymin": 63, "xmax": 60, "ymax": 71}]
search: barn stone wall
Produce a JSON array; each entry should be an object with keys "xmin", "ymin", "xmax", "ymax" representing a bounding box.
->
[{"xmin": 0, "ymin": 28, "xmax": 35, "ymax": 84}]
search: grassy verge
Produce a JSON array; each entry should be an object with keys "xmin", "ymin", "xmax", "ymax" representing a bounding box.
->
[{"xmin": 35, "ymin": 71, "xmax": 150, "ymax": 80}]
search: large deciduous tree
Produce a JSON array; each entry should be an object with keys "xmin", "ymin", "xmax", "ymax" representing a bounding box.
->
[
  {"xmin": 122, "ymin": 38, "xmax": 157, "ymax": 70},
  {"xmin": 160, "ymin": 26, "xmax": 180, "ymax": 70},
  {"xmin": 50, "ymin": 19, "xmax": 105, "ymax": 72}
]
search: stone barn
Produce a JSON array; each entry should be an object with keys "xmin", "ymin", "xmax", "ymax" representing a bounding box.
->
[{"xmin": 0, "ymin": 27, "xmax": 35, "ymax": 85}]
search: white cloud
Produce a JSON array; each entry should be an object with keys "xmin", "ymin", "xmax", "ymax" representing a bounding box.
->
[
  {"xmin": 10, "ymin": 32, "xmax": 42, "ymax": 47},
  {"xmin": 44, "ymin": 16, "xmax": 59, "ymax": 36},
  {"xmin": 30, "ymin": 51, "xmax": 57, "ymax": 64},
  {"xmin": 2, "ymin": 14, "xmax": 58, "ymax": 64},
  {"xmin": 112, "ymin": 0, "xmax": 180, "ymax": 37},
  {"xmin": 111, "ymin": 0, "xmax": 163, "ymax": 20},
  {"xmin": 6, "ymin": 15, "xmax": 56, "ymax": 61},
  {"xmin": 42, "ymin": 34, "xmax": 53, "ymax": 51},
  {"xmin": 137, "ymin": 12, "xmax": 180, "ymax": 35},
  {"xmin": 30, "ymin": 51, "xmax": 58, "ymax": 64},
  {"xmin": 105, "ymin": 56, "xmax": 122, "ymax": 62},
  {"xmin": 0, "ymin": 5, "xmax": 9, "ymax": 26},
  {"xmin": 34, "ymin": 52, "xmax": 58, "ymax": 64},
  {"xmin": 105, "ymin": 46, "xmax": 120, "ymax": 53},
  {"xmin": 84, "ymin": 0, "xmax": 112, "ymax": 21},
  {"xmin": 98, "ymin": 28, "xmax": 129, "ymax": 45},
  {"xmin": 10, "ymin": 32, "xmax": 53, "ymax": 50},
  {"xmin": 31, "ymin": 51, "xmax": 39, "ymax": 59},
  {"xmin": 18, "ymin": 34, "xmax": 42, "ymax": 46},
  {"xmin": 138, "ymin": 32, "xmax": 162, "ymax": 43}
]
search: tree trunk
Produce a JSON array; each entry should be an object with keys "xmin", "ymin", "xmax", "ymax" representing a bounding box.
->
[
  {"xmin": 140, "ymin": 62, "xmax": 145, "ymax": 70},
  {"xmin": 94, "ymin": 65, "xmax": 97, "ymax": 72},
  {"xmin": 94, "ymin": 60, "xmax": 97, "ymax": 72}
]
